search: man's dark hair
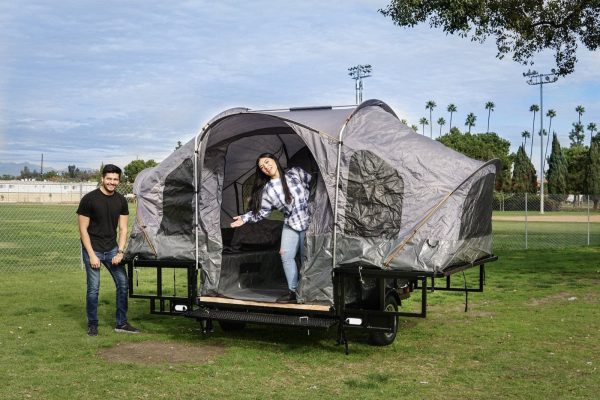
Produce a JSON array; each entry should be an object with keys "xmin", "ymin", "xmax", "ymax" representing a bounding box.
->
[{"xmin": 102, "ymin": 164, "xmax": 122, "ymax": 177}]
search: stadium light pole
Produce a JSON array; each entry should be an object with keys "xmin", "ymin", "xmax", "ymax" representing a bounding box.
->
[
  {"xmin": 523, "ymin": 69, "xmax": 558, "ymax": 214},
  {"xmin": 348, "ymin": 64, "xmax": 372, "ymax": 105}
]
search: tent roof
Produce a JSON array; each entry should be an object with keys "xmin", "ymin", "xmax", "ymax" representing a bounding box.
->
[{"xmin": 200, "ymin": 100, "xmax": 398, "ymax": 145}]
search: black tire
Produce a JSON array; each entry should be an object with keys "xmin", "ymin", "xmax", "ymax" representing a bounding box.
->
[
  {"xmin": 218, "ymin": 320, "xmax": 247, "ymax": 331},
  {"xmin": 368, "ymin": 294, "xmax": 398, "ymax": 346}
]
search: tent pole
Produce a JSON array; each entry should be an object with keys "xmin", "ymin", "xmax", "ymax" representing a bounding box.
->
[
  {"xmin": 332, "ymin": 120, "xmax": 351, "ymax": 270},
  {"xmin": 194, "ymin": 131, "xmax": 202, "ymax": 273}
]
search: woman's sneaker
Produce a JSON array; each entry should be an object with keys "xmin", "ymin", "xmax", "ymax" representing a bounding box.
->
[
  {"xmin": 114, "ymin": 322, "xmax": 140, "ymax": 334},
  {"xmin": 275, "ymin": 291, "xmax": 296, "ymax": 303}
]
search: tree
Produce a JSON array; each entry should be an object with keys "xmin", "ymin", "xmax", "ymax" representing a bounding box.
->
[
  {"xmin": 575, "ymin": 105, "xmax": 585, "ymax": 124},
  {"xmin": 20, "ymin": 166, "xmax": 35, "ymax": 180},
  {"xmin": 447, "ymin": 103, "xmax": 457, "ymax": 131},
  {"xmin": 564, "ymin": 145, "xmax": 588, "ymax": 195},
  {"xmin": 544, "ymin": 109, "xmax": 557, "ymax": 160},
  {"xmin": 410, "ymin": 124, "xmax": 419, "ymax": 133},
  {"xmin": 529, "ymin": 104, "xmax": 539, "ymax": 160},
  {"xmin": 425, "ymin": 100, "xmax": 436, "ymax": 138},
  {"xmin": 569, "ymin": 122, "xmax": 586, "ymax": 146},
  {"xmin": 587, "ymin": 122, "xmax": 597, "ymax": 146},
  {"xmin": 485, "ymin": 101, "xmax": 495, "ymax": 133},
  {"xmin": 379, "ymin": 1, "xmax": 600, "ymax": 76},
  {"xmin": 464, "ymin": 113, "xmax": 476, "ymax": 134},
  {"xmin": 438, "ymin": 128, "xmax": 512, "ymax": 190},
  {"xmin": 584, "ymin": 134, "xmax": 600, "ymax": 208},
  {"xmin": 511, "ymin": 144, "xmax": 537, "ymax": 193},
  {"xmin": 123, "ymin": 159, "xmax": 158, "ymax": 183},
  {"xmin": 437, "ymin": 117, "xmax": 446, "ymax": 137},
  {"xmin": 546, "ymin": 133, "xmax": 568, "ymax": 196},
  {"xmin": 521, "ymin": 130, "xmax": 531, "ymax": 149},
  {"xmin": 419, "ymin": 117, "xmax": 428, "ymax": 135}
]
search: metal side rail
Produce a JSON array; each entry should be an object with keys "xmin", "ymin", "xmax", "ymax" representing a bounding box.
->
[{"xmin": 188, "ymin": 307, "xmax": 338, "ymax": 329}]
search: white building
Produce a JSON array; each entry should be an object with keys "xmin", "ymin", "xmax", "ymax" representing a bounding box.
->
[{"xmin": 0, "ymin": 180, "xmax": 99, "ymax": 203}]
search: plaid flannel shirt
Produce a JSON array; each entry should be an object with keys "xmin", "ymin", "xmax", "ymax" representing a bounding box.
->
[{"xmin": 241, "ymin": 166, "xmax": 312, "ymax": 231}]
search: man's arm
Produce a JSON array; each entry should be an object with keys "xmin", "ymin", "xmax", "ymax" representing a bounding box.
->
[
  {"xmin": 112, "ymin": 214, "xmax": 128, "ymax": 265},
  {"xmin": 78, "ymin": 215, "xmax": 100, "ymax": 268}
]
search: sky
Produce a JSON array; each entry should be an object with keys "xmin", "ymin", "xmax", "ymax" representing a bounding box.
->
[{"xmin": 1, "ymin": 0, "xmax": 599, "ymax": 174}]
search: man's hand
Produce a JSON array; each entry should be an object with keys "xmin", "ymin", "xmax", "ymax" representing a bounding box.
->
[
  {"xmin": 89, "ymin": 254, "xmax": 101, "ymax": 269},
  {"xmin": 111, "ymin": 253, "xmax": 124, "ymax": 265},
  {"xmin": 230, "ymin": 216, "xmax": 245, "ymax": 228}
]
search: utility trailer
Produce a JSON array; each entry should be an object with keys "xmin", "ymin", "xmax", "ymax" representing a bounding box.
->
[
  {"xmin": 127, "ymin": 255, "xmax": 496, "ymax": 352},
  {"xmin": 125, "ymin": 100, "xmax": 500, "ymax": 353}
]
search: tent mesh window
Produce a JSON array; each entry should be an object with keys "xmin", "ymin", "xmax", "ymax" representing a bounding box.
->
[
  {"xmin": 459, "ymin": 173, "xmax": 495, "ymax": 239},
  {"xmin": 344, "ymin": 150, "xmax": 403, "ymax": 238},
  {"xmin": 158, "ymin": 158, "xmax": 194, "ymax": 236}
]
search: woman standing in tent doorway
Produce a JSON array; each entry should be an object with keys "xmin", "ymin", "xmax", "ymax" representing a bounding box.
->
[{"xmin": 231, "ymin": 153, "xmax": 312, "ymax": 303}]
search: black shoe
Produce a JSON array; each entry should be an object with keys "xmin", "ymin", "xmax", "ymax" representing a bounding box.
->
[
  {"xmin": 87, "ymin": 325, "xmax": 98, "ymax": 336},
  {"xmin": 276, "ymin": 291, "xmax": 296, "ymax": 304},
  {"xmin": 114, "ymin": 322, "xmax": 140, "ymax": 334}
]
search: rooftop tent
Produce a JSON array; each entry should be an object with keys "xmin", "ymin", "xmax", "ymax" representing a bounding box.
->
[{"xmin": 126, "ymin": 99, "xmax": 498, "ymax": 304}]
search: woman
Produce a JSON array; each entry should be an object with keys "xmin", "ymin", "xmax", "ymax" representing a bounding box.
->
[{"xmin": 231, "ymin": 153, "xmax": 312, "ymax": 303}]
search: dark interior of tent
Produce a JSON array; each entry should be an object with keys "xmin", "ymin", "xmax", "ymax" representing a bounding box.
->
[{"xmin": 209, "ymin": 126, "xmax": 324, "ymax": 302}]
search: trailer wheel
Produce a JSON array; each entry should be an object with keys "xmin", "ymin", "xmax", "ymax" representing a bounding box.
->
[
  {"xmin": 368, "ymin": 294, "xmax": 398, "ymax": 346},
  {"xmin": 218, "ymin": 320, "xmax": 247, "ymax": 331}
]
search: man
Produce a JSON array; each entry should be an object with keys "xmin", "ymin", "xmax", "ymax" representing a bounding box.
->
[{"xmin": 77, "ymin": 164, "xmax": 139, "ymax": 336}]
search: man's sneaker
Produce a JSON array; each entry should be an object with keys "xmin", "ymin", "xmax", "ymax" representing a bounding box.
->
[
  {"xmin": 87, "ymin": 325, "xmax": 98, "ymax": 336},
  {"xmin": 114, "ymin": 322, "xmax": 140, "ymax": 334}
]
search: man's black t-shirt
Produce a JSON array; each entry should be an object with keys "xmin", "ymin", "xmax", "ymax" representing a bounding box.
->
[{"xmin": 76, "ymin": 188, "xmax": 129, "ymax": 252}]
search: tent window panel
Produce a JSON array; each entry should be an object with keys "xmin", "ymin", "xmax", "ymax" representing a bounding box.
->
[
  {"xmin": 344, "ymin": 150, "xmax": 403, "ymax": 238},
  {"xmin": 459, "ymin": 173, "xmax": 495, "ymax": 239},
  {"xmin": 158, "ymin": 158, "xmax": 194, "ymax": 236}
]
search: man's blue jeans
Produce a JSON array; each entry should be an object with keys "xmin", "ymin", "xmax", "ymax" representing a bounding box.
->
[
  {"xmin": 280, "ymin": 225, "xmax": 305, "ymax": 292},
  {"xmin": 82, "ymin": 246, "xmax": 128, "ymax": 327}
]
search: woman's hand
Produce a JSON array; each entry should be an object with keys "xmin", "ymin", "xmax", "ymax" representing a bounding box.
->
[{"xmin": 230, "ymin": 216, "xmax": 245, "ymax": 228}]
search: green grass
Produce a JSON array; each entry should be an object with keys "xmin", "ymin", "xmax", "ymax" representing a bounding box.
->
[
  {"xmin": 493, "ymin": 220, "xmax": 600, "ymax": 250},
  {"xmin": 1, "ymin": 204, "xmax": 599, "ymax": 398},
  {"xmin": 1, "ymin": 248, "xmax": 599, "ymax": 399}
]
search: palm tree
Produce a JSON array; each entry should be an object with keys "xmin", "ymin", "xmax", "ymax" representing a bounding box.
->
[
  {"xmin": 410, "ymin": 124, "xmax": 419, "ymax": 133},
  {"xmin": 437, "ymin": 117, "xmax": 446, "ymax": 137},
  {"xmin": 465, "ymin": 113, "xmax": 476, "ymax": 134},
  {"xmin": 419, "ymin": 117, "xmax": 428, "ymax": 135},
  {"xmin": 588, "ymin": 122, "xmax": 598, "ymax": 145},
  {"xmin": 425, "ymin": 100, "xmax": 436, "ymax": 138},
  {"xmin": 447, "ymin": 104, "xmax": 457, "ymax": 132},
  {"xmin": 485, "ymin": 101, "xmax": 495, "ymax": 133},
  {"xmin": 544, "ymin": 109, "xmax": 556, "ymax": 161},
  {"xmin": 522, "ymin": 130, "xmax": 531, "ymax": 149},
  {"xmin": 575, "ymin": 105, "xmax": 585, "ymax": 124},
  {"xmin": 529, "ymin": 104, "xmax": 539, "ymax": 159}
]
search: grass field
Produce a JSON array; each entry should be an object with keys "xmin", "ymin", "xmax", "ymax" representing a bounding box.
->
[
  {"xmin": 1, "ymin": 247, "xmax": 599, "ymax": 399},
  {"xmin": 1, "ymin": 202, "xmax": 600, "ymax": 398}
]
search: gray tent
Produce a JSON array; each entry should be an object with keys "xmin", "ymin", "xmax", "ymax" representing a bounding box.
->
[{"xmin": 126, "ymin": 99, "xmax": 498, "ymax": 305}]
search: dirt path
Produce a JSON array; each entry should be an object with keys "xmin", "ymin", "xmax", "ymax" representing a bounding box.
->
[{"xmin": 493, "ymin": 215, "xmax": 600, "ymax": 222}]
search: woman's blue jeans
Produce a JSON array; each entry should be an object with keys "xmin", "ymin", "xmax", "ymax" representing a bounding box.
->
[
  {"xmin": 280, "ymin": 225, "xmax": 305, "ymax": 292},
  {"xmin": 82, "ymin": 246, "xmax": 129, "ymax": 327}
]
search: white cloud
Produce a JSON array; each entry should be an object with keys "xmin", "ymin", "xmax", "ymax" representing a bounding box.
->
[{"xmin": 1, "ymin": 0, "xmax": 598, "ymax": 172}]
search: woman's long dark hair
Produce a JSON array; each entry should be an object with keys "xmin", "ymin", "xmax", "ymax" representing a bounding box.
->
[{"xmin": 249, "ymin": 153, "xmax": 292, "ymax": 215}]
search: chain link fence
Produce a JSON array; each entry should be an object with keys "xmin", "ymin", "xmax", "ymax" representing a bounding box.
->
[
  {"xmin": 1, "ymin": 183, "xmax": 599, "ymax": 272},
  {"xmin": 0, "ymin": 181, "xmax": 134, "ymax": 272}
]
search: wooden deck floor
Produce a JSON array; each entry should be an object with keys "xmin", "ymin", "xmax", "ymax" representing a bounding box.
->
[{"xmin": 199, "ymin": 296, "xmax": 332, "ymax": 312}]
